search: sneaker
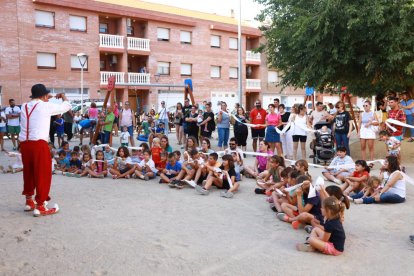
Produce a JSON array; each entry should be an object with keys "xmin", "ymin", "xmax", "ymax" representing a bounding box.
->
[
  {"xmin": 183, "ymin": 180, "xmax": 196, "ymax": 187},
  {"xmin": 144, "ymin": 175, "xmax": 149, "ymax": 181},
  {"xmin": 291, "ymin": 221, "xmax": 302, "ymax": 230},
  {"xmin": 74, "ymin": 174, "xmax": 81, "ymax": 178},
  {"xmin": 65, "ymin": 172, "xmax": 73, "ymax": 177},
  {"xmin": 33, "ymin": 203, "xmax": 59, "ymax": 217},
  {"xmin": 410, "ymin": 235, "xmax": 414, "ymax": 244},
  {"xmin": 304, "ymin": 225, "xmax": 313, "ymax": 234},
  {"xmin": 168, "ymin": 182, "xmax": 177, "ymax": 188},
  {"xmin": 277, "ymin": 213, "xmax": 289, "ymax": 222},
  {"xmin": 159, "ymin": 179, "xmax": 165, "ymax": 184},
  {"xmin": 0, "ymin": 166, "xmax": 5, "ymax": 174},
  {"xmin": 296, "ymin": 243, "xmax": 315, "ymax": 252},
  {"xmin": 132, "ymin": 173, "xmax": 137, "ymax": 179},
  {"xmin": 98, "ymin": 174, "xmax": 105, "ymax": 179},
  {"xmin": 354, "ymin": 198, "xmax": 363, "ymax": 204},
  {"xmin": 24, "ymin": 198, "xmax": 36, "ymax": 212},
  {"xmin": 333, "ymin": 178, "xmax": 342, "ymax": 185},
  {"xmin": 222, "ymin": 191, "xmax": 234, "ymax": 198},
  {"xmin": 88, "ymin": 174, "xmax": 92, "ymax": 178},
  {"xmin": 125, "ymin": 175, "xmax": 130, "ymax": 179},
  {"xmin": 271, "ymin": 206, "xmax": 278, "ymax": 213},
  {"xmin": 175, "ymin": 182, "xmax": 185, "ymax": 189},
  {"xmin": 195, "ymin": 185, "xmax": 209, "ymax": 195},
  {"xmin": 255, "ymin": 188, "xmax": 266, "ymax": 194},
  {"xmin": 266, "ymin": 196, "xmax": 274, "ymax": 203}
]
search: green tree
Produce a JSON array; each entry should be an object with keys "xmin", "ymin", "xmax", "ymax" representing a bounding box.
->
[{"xmin": 256, "ymin": 0, "xmax": 414, "ymax": 97}]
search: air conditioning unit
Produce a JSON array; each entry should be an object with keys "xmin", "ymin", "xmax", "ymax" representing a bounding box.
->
[
  {"xmin": 126, "ymin": 18, "xmax": 131, "ymax": 27},
  {"xmin": 111, "ymin": 55, "xmax": 117, "ymax": 64}
]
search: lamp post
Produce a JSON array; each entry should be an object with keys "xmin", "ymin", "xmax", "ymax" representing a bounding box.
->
[
  {"xmin": 77, "ymin": 53, "xmax": 88, "ymax": 115},
  {"xmin": 237, "ymin": 0, "xmax": 243, "ymax": 106}
]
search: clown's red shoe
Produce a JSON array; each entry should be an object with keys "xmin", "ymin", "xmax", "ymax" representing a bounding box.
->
[
  {"xmin": 24, "ymin": 199, "xmax": 35, "ymax": 212},
  {"xmin": 33, "ymin": 203, "xmax": 59, "ymax": 217}
]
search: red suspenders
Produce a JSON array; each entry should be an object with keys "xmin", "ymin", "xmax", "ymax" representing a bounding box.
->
[{"xmin": 24, "ymin": 103, "xmax": 39, "ymax": 140}]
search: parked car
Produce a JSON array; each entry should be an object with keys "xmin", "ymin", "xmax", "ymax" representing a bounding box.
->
[{"xmin": 71, "ymin": 101, "xmax": 104, "ymax": 115}]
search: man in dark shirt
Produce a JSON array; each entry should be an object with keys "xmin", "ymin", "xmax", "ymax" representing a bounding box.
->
[
  {"xmin": 185, "ymin": 105, "xmax": 199, "ymax": 144},
  {"xmin": 182, "ymin": 98, "xmax": 192, "ymax": 138},
  {"xmin": 200, "ymin": 102, "xmax": 215, "ymax": 138}
]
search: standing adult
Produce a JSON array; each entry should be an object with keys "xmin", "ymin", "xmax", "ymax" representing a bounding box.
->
[
  {"xmin": 328, "ymin": 103, "xmax": 337, "ymax": 115},
  {"xmin": 113, "ymin": 102, "xmax": 119, "ymax": 137},
  {"xmin": 200, "ymin": 102, "xmax": 215, "ymax": 139},
  {"xmin": 0, "ymin": 107, "xmax": 6, "ymax": 151},
  {"xmin": 265, "ymin": 104, "xmax": 283, "ymax": 155},
  {"xmin": 278, "ymin": 104, "xmax": 293, "ymax": 159},
  {"xmin": 333, "ymin": 101, "xmax": 353, "ymax": 155},
  {"xmin": 63, "ymin": 110, "xmax": 74, "ymax": 141},
  {"xmin": 174, "ymin": 103, "xmax": 184, "ymax": 145},
  {"xmin": 101, "ymin": 106, "xmax": 115, "ymax": 145},
  {"xmin": 233, "ymin": 106, "xmax": 249, "ymax": 152},
  {"xmin": 185, "ymin": 105, "xmax": 199, "ymax": 144},
  {"xmin": 250, "ymin": 100, "xmax": 267, "ymax": 153},
  {"xmin": 400, "ymin": 92, "xmax": 414, "ymax": 142},
  {"xmin": 78, "ymin": 118, "xmax": 96, "ymax": 146},
  {"xmin": 119, "ymin": 101, "xmax": 136, "ymax": 147},
  {"xmin": 20, "ymin": 84, "xmax": 71, "ymax": 216},
  {"xmin": 273, "ymin": 98, "xmax": 280, "ymax": 112},
  {"xmin": 49, "ymin": 115, "xmax": 57, "ymax": 146},
  {"xmin": 291, "ymin": 104, "xmax": 310, "ymax": 160},
  {"xmin": 182, "ymin": 98, "xmax": 192, "ymax": 140},
  {"xmin": 217, "ymin": 102, "xmax": 230, "ymax": 150},
  {"xmin": 5, "ymin": 99, "xmax": 21, "ymax": 150},
  {"xmin": 309, "ymin": 102, "xmax": 330, "ymax": 127},
  {"xmin": 359, "ymin": 100, "xmax": 379, "ymax": 161},
  {"xmin": 158, "ymin": 101, "xmax": 170, "ymax": 135},
  {"xmin": 387, "ymin": 97, "xmax": 406, "ymax": 141}
]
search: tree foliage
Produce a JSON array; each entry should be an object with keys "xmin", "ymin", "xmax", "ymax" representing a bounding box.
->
[{"xmin": 256, "ymin": 0, "xmax": 414, "ymax": 97}]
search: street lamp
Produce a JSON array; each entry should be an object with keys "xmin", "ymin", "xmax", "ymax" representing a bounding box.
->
[
  {"xmin": 77, "ymin": 53, "xmax": 88, "ymax": 115},
  {"xmin": 237, "ymin": 0, "xmax": 243, "ymax": 106}
]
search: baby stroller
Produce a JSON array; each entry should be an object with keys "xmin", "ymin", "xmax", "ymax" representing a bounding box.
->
[{"xmin": 312, "ymin": 122, "xmax": 335, "ymax": 164}]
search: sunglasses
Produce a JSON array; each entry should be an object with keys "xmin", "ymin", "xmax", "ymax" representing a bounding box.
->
[
  {"xmin": 363, "ymin": 105, "xmax": 369, "ymax": 107},
  {"xmin": 229, "ymin": 143, "xmax": 236, "ymax": 146}
]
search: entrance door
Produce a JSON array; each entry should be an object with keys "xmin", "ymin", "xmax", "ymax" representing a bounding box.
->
[
  {"xmin": 158, "ymin": 90, "xmax": 184, "ymax": 113},
  {"xmin": 211, "ymin": 91, "xmax": 239, "ymax": 113}
]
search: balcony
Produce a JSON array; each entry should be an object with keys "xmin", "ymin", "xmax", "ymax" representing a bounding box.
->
[
  {"xmin": 99, "ymin": 34, "xmax": 124, "ymax": 50},
  {"xmin": 128, "ymin": 73, "xmax": 151, "ymax": 84},
  {"xmin": 246, "ymin": 79, "xmax": 261, "ymax": 91},
  {"xmin": 127, "ymin": 37, "xmax": 150, "ymax": 53},
  {"xmin": 100, "ymin": 71, "xmax": 125, "ymax": 85},
  {"xmin": 246, "ymin": 50, "xmax": 261, "ymax": 65}
]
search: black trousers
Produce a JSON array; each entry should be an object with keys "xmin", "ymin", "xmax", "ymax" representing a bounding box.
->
[{"xmin": 64, "ymin": 122, "xmax": 73, "ymax": 141}]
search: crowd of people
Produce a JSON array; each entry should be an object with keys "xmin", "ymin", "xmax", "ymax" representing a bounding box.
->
[{"xmin": 3, "ymin": 84, "xmax": 414, "ymax": 252}]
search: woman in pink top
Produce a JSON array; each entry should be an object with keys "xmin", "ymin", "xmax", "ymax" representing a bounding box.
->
[
  {"xmin": 88, "ymin": 102, "xmax": 98, "ymax": 121},
  {"xmin": 265, "ymin": 104, "xmax": 283, "ymax": 155},
  {"xmin": 244, "ymin": 140, "xmax": 273, "ymax": 178},
  {"xmin": 112, "ymin": 102, "xmax": 119, "ymax": 136}
]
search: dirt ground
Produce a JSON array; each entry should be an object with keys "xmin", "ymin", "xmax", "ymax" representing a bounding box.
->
[{"xmin": 0, "ymin": 133, "xmax": 413, "ymax": 275}]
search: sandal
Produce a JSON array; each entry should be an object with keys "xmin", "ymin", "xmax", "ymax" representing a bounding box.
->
[
  {"xmin": 277, "ymin": 213, "xmax": 290, "ymax": 222},
  {"xmin": 408, "ymin": 138, "xmax": 414, "ymax": 142}
]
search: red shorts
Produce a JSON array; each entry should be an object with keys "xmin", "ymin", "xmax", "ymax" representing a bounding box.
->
[{"xmin": 323, "ymin": 242, "xmax": 342, "ymax": 256}]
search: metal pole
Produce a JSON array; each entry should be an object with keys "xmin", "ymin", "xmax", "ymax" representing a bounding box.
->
[
  {"xmin": 237, "ymin": 0, "xmax": 243, "ymax": 106},
  {"xmin": 80, "ymin": 67, "xmax": 84, "ymax": 115}
]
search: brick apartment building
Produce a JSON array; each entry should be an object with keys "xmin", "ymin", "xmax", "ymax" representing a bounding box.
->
[{"xmin": 0, "ymin": 0, "xmax": 336, "ymax": 112}]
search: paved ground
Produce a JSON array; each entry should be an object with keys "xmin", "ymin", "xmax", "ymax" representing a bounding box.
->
[{"xmin": 0, "ymin": 131, "xmax": 413, "ymax": 275}]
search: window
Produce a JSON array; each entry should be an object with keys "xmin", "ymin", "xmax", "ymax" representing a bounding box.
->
[
  {"xmin": 229, "ymin": 67, "xmax": 238, "ymax": 79},
  {"xmin": 229, "ymin": 37, "xmax": 238, "ymax": 50},
  {"xmin": 127, "ymin": 26, "xmax": 134, "ymax": 36},
  {"xmin": 99, "ymin": 23, "xmax": 108, "ymax": 33},
  {"xmin": 157, "ymin": 62, "xmax": 170, "ymax": 75},
  {"xmin": 100, "ymin": 60, "xmax": 105, "ymax": 70},
  {"xmin": 268, "ymin": 71, "xmax": 279, "ymax": 83},
  {"xmin": 71, "ymin": 55, "xmax": 88, "ymax": 71},
  {"xmin": 37, "ymin": 52, "xmax": 56, "ymax": 69},
  {"xmin": 180, "ymin": 31, "xmax": 191, "ymax": 44},
  {"xmin": 211, "ymin": 66, "xmax": 221, "ymax": 78},
  {"xmin": 157, "ymin": 28, "xmax": 170, "ymax": 41},
  {"xmin": 180, "ymin": 63, "xmax": 192, "ymax": 76},
  {"xmin": 35, "ymin": 10, "xmax": 55, "ymax": 28},
  {"xmin": 211, "ymin": 35, "xmax": 221, "ymax": 48},
  {"xmin": 69, "ymin": 15, "xmax": 87, "ymax": 32}
]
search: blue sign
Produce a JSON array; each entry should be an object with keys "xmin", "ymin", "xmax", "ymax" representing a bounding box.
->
[{"xmin": 305, "ymin": 86, "xmax": 314, "ymax": 96}]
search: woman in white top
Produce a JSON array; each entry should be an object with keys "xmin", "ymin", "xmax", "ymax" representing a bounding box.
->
[
  {"xmin": 0, "ymin": 108, "xmax": 7, "ymax": 151},
  {"xmin": 291, "ymin": 104, "xmax": 310, "ymax": 160},
  {"xmin": 364, "ymin": 155, "xmax": 406, "ymax": 204},
  {"xmin": 119, "ymin": 101, "xmax": 136, "ymax": 147},
  {"xmin": 358, "ymin": 100, "xmax": 379, "ymax": 161}
]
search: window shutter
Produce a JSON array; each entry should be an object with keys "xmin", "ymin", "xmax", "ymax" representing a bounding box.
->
[
  {"xmin": 157, "ymin": 28, "xmax": 170, "ymax": 40},
  {"xmin": 181, "ymin": 64, "xmax": 192, "ymax": 75},
  {"xmin": 35, "ymin": 10, "xmax": 54, "ymax": 27},
  {"xmin": 229, "ymin": 38, "xmax": 238, "ymax": 49},
  {"xmin": 229, "ymin": 67, "xmax": 238, "ymax": 78},
  {"xmin": 157, "ymin": 62, "xmax": 170, "ymax": 75},
  {"xmin": 69, "ymin": 15, "xmax": 86, "ymax": 31},
  {"xmin": 211, "ymin": 66, "xmax": 221, "ymax": 78},
  {"xmin": 180, "ymin": 31, "xmax": 191, "ymax": 43},
  {"xmin": 268, "ymin": 71, "xmax": 278, "ymax": 83},
  {"xmin": 211, "ymin": 35, "xmax": 220, "ymax": 47},
  {"xmin": 37, "ymin": 53, "xmax": 56, "ymax": 68}
]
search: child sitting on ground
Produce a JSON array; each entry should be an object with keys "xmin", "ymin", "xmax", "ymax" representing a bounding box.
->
[
  {"xmin": 120, "ymin": 126, "xmax": 130, "ymax": 147},
  {"xmin": 350, "ymin": 176, "xmax": 382, "ymax": 204},
  {"xmin": 134, "ymin": 149, "xmax": 157, "ymax": 181},
  {"xmin": 0, "ymin": 151, "xmax": 23, "ymax": 174},
  {"xmin": 151, "ymin": 138, "xmax": 163, "ymax": 169},
  {"xmin": 255, "ymin": 155, "xmax": 285, "ymax": 194},
  {"xmin": 295, "ymin": 159, "xmax": 312, "ymax": 180},
  {"xmin": 159, "ymin": 152, "xmax": 182, "ymax": 184},
  {"xmin": 172, "ymin": 149, "xmax": 201, "ymax": 188},
  {"xmin": 156, "ymin": 152, "xmax": 168, "ymax": 174},
  {"xmin": 341, "ymin": 160, "xmax": 370, "ymax": 196},
  {"xmin": 296, "ymin": 196, "xmax": 346, "ymax": 256},
  {"xmin": 232, "ymin": 152, "xmax": 243, "ymax": 182},
  {"xmin": 270, "ymin": 167, "xmax": 294, "ymax": 213},
  {"xmin": 88, "ymin": 150, "xmax": 107, "ymax": 178},
  {"xmin": 322, "ymin": 147, "xmax": 354, "ymax": 184},
  {"xmin": 66, "ymin": 151, "xmax": 82, "ymax": 177},
  {"xmin": 110, "ymin": 146, "xmax": 135, "ymax": 179},
  {"xmin": 56, "ymin": 150, "xmax": 70, "ymax": 174},
  {"xmin": 196, "ymin": 154, "xmax": 240, "ymax": 198},
  {"xmin": 103, "ymin": 145, "xmax": 116, "ymax": 167},
  {"xmin": 75, "ymin": 151, "xmax": 93, "ymax": 177}
]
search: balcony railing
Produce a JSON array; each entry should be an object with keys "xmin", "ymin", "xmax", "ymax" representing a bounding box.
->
[
  {"xmin": 127, "ymin": 37, "xmax": 150, "ymax": 51},
  {"xmin": 99, "ymin": 34, "xmax": 124, "ymax": 49},
  {"xmin": 128, "ymin": 73, "xmax": 151, "ymax": 84},
  {"xmin": 100, "ymin": 71, "xmax": 125, "ymax": 85},
  {"xmin": 246, "ymin": 79, "xmax": 261, "ymax": 90},
  {"xmin": 246, "ymin": 50, "xmax": 261, "ymax": 62}
]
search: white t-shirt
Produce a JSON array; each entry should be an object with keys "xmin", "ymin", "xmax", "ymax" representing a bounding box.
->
[
  {"xmin": 120, "ymin": 108, "xmax": 133, "ymax": 127},
  {"xmin": 120, "ymin": 131, "xmax": 130, "ymax": 143},
  {"xmin": 5, "ymin": 106, "xmax": 21, "ymax": 126},
  {"xmin": 0, "ymin": 111, "xmax": 6, "ymax": 127},
  {"xmin": 158, "ymin": 108, "xmax": 168, "ymax": 120},
  {"xmin": 310, "ymin": 110, "xmax": 329, "ymax": 127},
  {"xmin": 292, "ymin": 114, "xmax": 308, "ymax": 136},
  {"xmin": 387, "ymin": 171, "xmax": 406, "ymax": 198},
  {"xmin": 138, "ymin": 159, "xmax": 157, "ymax": 173}
]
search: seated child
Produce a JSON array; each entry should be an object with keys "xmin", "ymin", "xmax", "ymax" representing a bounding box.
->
[
  {"xmin": 350, "ymin": 176, "xmax": 382, "ymax": 204},
  {"xmin": 296, "ymin": 196, "xmax": 346, "ymax": 256},
  {"xmin": 56, "ymin": 150, "xmax": 70, "ymax": 174},
  {"xmin": 109, "ymin": 146, "xmax": 135, "ymax": 179},
  {"xmin": 0, "ymin": 151, "xmax": 23, "ymax": 174},
  {"xmin": 151, "ymin": 138, "xmax": 163, "ymax": 168},
  {"xmin": 156, "ymin": 152, "xmax": 168, "ymax": 174},
  {"xmin": 255, "ymin": 155, "xmax": 285, "ymax": 194},
  {"xmin": 75, "ymin": 151, "xmax": 93, "ymax": 177},
  {"xmin": 341, "ymin": 160, "xmax": 370, "ymax": 196},
  {"xmin": 134, "ymin": 149, "xmax": 157, "ymax": 180},
  {"xmin": 322, "ymin": 147, "xmax": 354, "ymax": 184},
  {"xmin": 195, "ymin": 154, "xmax": 240, "ymax": 198},
  {"xmin": 172, "ymin": 149, "xmax": 201, "ymax": 188},
  {"xmin": 232, "ymin": 151, "xmax": 243, "ymax": 182},
  {"xmin": 60, "ymin": 141, "xmax": 72, "ymax": 159},
  {"xmin": 159, "ymin": 152, "xmax": 182, "ymax": 184},
  {"xmin": 88, "ymin": 150, "xmax": 108, "ymax": 178},
  {"xmin": 103, "ymin": 145, "xmax": 116, "ymax": 167},
  {"xmin": 66, "ymin": 151, "xmax": 82, "ymax": 177},
  {"xmin": 270, "ymin": 167, "xmax": 294, "ymax": 213}
]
